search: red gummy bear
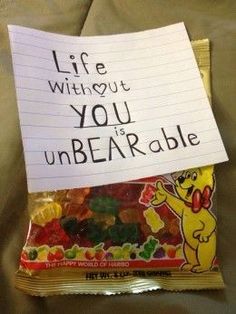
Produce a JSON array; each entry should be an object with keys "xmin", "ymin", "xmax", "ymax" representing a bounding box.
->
[
  {"xmin": 29, "ymin": 219, "xmax": 72, "ymax": 249},
  {"xmin": 139, "ymin": 184, "xmax": 156, "ymax": 205}
]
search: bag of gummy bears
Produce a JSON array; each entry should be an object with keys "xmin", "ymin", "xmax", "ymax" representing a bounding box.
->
[{"xmin": 15, "ymin": 39, "xmax": 225, "ymax": 296}]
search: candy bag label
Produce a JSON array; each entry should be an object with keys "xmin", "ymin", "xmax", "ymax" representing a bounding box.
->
[{"xmin": 21, "ymin": 166, "xmax": 217, "ymax": 273}]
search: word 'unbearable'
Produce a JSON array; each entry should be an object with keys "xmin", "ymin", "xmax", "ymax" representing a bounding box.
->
[{"xmin": 44, "ymin": 125, "xmax": 200, "ymax": 165}]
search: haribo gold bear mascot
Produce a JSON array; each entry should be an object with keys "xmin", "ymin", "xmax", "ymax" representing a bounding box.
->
[{"xmin": 152, "ymin": 166, "xmax": 216, "ymax": 273}]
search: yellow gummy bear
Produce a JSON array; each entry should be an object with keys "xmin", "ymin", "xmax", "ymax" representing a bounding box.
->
[
  {"xmin": 30, "ymin": 202, "xmax": 62, "ymax": 226},
  {"xmin": 143, "ymin": 207, "xmax": 164, "ymax": 233}
]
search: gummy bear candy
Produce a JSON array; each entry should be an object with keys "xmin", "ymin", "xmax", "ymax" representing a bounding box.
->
[
  {"xmin": 139, "ymin": 184, "xmax": 156, "ymax": 205},
  {"xmin": 89, "ymin": 196, "xmax": 119, "ymax": 216},
  {"xmin": 119, "ymin": 208, "xmax": 141, "ymax": 224},
  {"xmin": 63, "ymin": 188, "xmax": 92, "ymax": 219},
  {"xmin": 108, "ymin": 223, "xmax": 139, "ymax": 245},
  {"xmin": 30, "ymin": 202, "xmax": 62, "ymax": 226},
  {"xmin": 139, "ymin": 237, "xmax": 158, "ymax": 260},
  {"xmin": 92, "ymin": 212, "xmax": 116, "ymax": 228},
  {"xmin": 143, "ymin": 207, "xmax": 164, "ymax": 233},
  {"xmin": 67, "ymin": 188, "xmax": 90, "ymax": 204}
]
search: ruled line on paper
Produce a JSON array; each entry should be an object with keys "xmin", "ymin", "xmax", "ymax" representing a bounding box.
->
[
  {"xmin": 21, "ymin": 116, "xmax": 217, "ymax": 141},
  {"xmin": 12, "ymin": 56, "xmax": 195, "ymax": 75},
  {"xmin": 27, "ymin": 149, "xmax": 225, "ymax": 181},
  {"xmin": 25, "ymin": 135, "xmax": 221, "ymax": 157},
  {"xmin": 21, "ymin": 119, "xmax": 217, "ymax": 145},
  {"xmin": 23, "ymin": 124, "xmax": 218, "ymax": 142},
  {"xmin": 27, "ymin": 146, "xmax": 224, "ymax": 167},
  {"xmin": 20, "ymin": 106, "xmax": 209, "ymax": 129},
  {"xmin": 12, "ymin": 46, "xmax": 191, "ymax": 64},
  {"xmin": 15, "ymin": 66, "xmax": 196, "ymax": 83},
  {"xmin": 10, "ymin": 37, "xmax": 188, "ymax": 55},
  {"xmin": 8, "ymin": 23, "xmax": 228, "ymax": 192},
  {"xmin": 18, "ymin": 89, "xmax": 205, "ymax": 108},
  {"xmin": 17, "ymin": 87, "xmax": 205, "ymax": 109},
  {"xmin": 16, "ymin": 76, "xmax": 200, "ymax": 96},
  {"xmin": 19, "ymin": 97, "xmax": 206, "ymax": 117},
  {"xmin": 21, "ymin": 111, "xmax": 213, "ymax": 137},
  {"xmin": 8, "ymin": 26, "xmax": 184, "ymax": 45}
]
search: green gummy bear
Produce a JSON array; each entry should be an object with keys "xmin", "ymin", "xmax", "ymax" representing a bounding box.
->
[
  {"xmin": 87, "ymin": 220, "xmax": 107, "ymax": 245},
  {"xmin": 89, "ymin": 196, "xmax": 119, "ymax": 216},
  {"xmin": 139, "ymin": 251, "xmax": 151, "ymax": 260},
  {"xmin": 108, "ymin": 223, "xmax": 139, "ymax": 245},
  {"xmin": 149, "ymin": 238, "xmax": 158, "ymax": 248}
]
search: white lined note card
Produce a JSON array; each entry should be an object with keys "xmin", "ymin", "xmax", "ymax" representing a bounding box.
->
[{"xmin": 8, "ymin": 23, "xmax": 228, "ymax": 193}]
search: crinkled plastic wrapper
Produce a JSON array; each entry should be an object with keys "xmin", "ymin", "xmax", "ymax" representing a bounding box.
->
[{"xmin": 15, "ymin": 39, "xmax": 225, "ymax": 296}]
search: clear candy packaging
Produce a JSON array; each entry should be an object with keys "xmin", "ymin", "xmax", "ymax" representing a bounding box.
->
[{"xmin": 15, "ymin": 39, "xmax": 225, "ymax": 296}]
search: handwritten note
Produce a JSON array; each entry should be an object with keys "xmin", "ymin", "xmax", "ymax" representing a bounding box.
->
[{"xmin": 8, "ymin": 23, "xmax": 228, "ymax": 192}]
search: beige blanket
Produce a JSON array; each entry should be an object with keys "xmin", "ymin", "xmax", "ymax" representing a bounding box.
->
[{"xmin": 1, "ymin": 0, "xmax": 235, "ymax": 312}]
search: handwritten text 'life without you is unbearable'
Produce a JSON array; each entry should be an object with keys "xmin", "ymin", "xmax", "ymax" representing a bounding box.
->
[{"xmin": 44, "ymin": 50, "xmax": 200, "ymax": 166}]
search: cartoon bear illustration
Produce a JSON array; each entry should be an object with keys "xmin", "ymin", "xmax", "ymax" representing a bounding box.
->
[{"xmin": 152, "ymin": 166, "xmax": 216, "ymax": 273}]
